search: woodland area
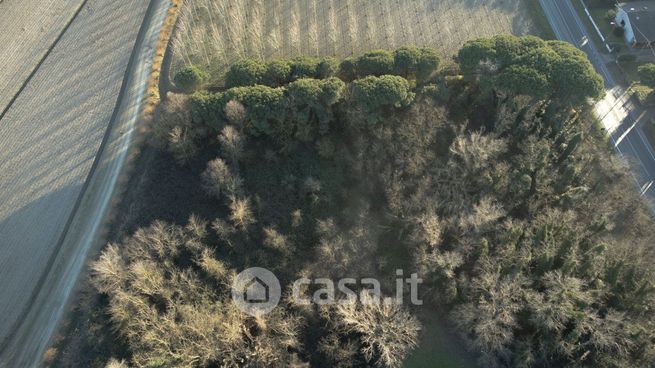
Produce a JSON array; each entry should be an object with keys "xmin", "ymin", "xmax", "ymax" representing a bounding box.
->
[{"xmin": 87, "ymin": 36, "xmax": 655, "ymax": 368}]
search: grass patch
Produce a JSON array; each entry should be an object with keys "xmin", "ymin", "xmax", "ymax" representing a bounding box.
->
[
  {"xmin": 585, "ymin": 5, "xmax": 624, "ymax": 45},
  {"xmin": 524, "ymin": 0, "xmax": 556, "ymax": 40}
]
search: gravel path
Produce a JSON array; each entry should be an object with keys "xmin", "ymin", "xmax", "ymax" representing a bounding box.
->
[{"xmin": 0, "ymin": 0, "xmax": 159, "ymax": 364}]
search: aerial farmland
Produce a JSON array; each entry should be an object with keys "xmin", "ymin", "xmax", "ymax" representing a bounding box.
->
[
  {"xmin": 0, "ymin": 0, "xmax": 84, "ymax": 114},
  {"xmin": 171, "ymin": 0, "xmax": 540, "ymax": 83}
]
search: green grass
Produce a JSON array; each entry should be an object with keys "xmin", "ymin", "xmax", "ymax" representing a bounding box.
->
[
  {"xmin": 586, "ymin": 6, "xmax": 624, "ymax": 45},
  {"xmin": 524, "ymin": 0, "xmax": 556, "ymax": 40}
]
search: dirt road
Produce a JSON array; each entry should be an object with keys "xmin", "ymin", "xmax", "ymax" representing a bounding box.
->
[{"xmin": 0, "ymin": 0, "xmax": 170, "ymax": 365}]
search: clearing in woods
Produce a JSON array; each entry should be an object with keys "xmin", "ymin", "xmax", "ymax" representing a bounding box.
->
[{"xmin": 171, "ymin": 0, "xmax": 539, "ymax": 83}]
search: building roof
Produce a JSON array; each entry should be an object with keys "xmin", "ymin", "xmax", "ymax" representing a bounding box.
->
[{"xmin": 619, "ymin": 1, "xmax": 655, "ymax": 43}]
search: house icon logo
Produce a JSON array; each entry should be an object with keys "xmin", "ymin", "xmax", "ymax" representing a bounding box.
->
[
  {"xmin": 232, "ymin": 267, "xmax": 281, "ymax": 316},
  {"xmin": 243, "ymin": 276, "xmax": 270, "ymax": 303}
]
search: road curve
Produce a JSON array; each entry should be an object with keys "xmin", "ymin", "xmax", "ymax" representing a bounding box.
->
[
  {"xmin": 0, "ymin": 0, "xmax": 170, "ymax": 366},
  {"xmin": 539, "ymin": 0, "xmax": 655, "ymax": 206}
]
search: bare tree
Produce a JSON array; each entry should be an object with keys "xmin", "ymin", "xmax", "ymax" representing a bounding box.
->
[
  {"xmin": 219, "ymin": 125, "xmax": 244, "ymax": 165},
  {"xmin": 229, "ymin": 197, "xmax": 256, "ymax": 230},
  {"xmin": 331, "ymin": 292, "xmax": 421, "ymax": 368},
  {"xmin": 201, "ymin": 158, "xmax": 242, "ymax": 199}
]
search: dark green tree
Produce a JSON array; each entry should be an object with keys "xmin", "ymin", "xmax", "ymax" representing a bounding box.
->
[
  {"xmin": 224, "ymin": 59, "xmax": 266, "ymax": 88},
  {"xmin": 290, "ymin": 56, "xmax": 321, "ymax": 79},
  {"xmin": 317, "ymin": 57, "xmax": 340, "ymax": 79},
  {"xmin": 263, "ymin": 60, "xmax": 292, "ymax": 87},
  {"xmin": 497, "ymin": 65, "xmax": 549, "ymax": 98},
  {"xmin": 174, "ymin": 65, "xmax": 208, "ymax": 93},
  {"xmin": 416, "ymin": 47, "xmax": 441, "ymax": 82},
  {"xmin": 287, "ymin": 77, "xmax": 345, "ymax": 138},
  {"xmin": 356, "ymin": 50, "xmax": 395, "ymax": 77},
  {"xmin": 393, "ymin": 46, "xmax": 422, "ymax": 77},
  {"xmin": 338, "ymin": 57, "xmax": 357, "ymax": 81},
  {"xmin": 224, "ymin": 85, "xmax": 287, "ymax": 136},
  {"xmin": 351, "ymin": 75, "xmax": 414, "ymax": 124},
  {"xmin": 458, "ymin": 35, "xmax": 604, "ymax": 103},
  {"xmin": 393, "ymin": 46, "xmax": 441, "ymax": 82}
]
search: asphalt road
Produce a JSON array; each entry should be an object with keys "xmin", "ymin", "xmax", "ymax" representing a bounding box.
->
[
  {"xmin": 0, "ymin": 0, "xmax": 169, "ymax": 366},
  {"xmin": 539, "ymin": 0, "xmax": 655, "ymax": 204}
]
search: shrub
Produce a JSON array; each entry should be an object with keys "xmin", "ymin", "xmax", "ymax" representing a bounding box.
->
[
  {"xmin": 287, "ymin": 77, "xmax": 345, "ymax": 138},
  {"xmin": 393, "ymin": 46, "xmax": 422, "ymax": 77},
  {"xmin": 356, "ymin": 50, "xmax": 395, "ymax": 77},
  {"xmin": 225, "ymin": 85, "xmax": 287, "ymax": 135},
  {"xmin": 632, "ymin": 84, "xmax": 654, "ymax": 106},
  {"xmin": 290, "ymin": 56, "xmax": 321, "ymax": 79},
  {"xmin": 420, "ymin": 83, "xmax": 451, "ymax": 102},
  {"xmin": 416, "ymin": 47, "xmax": 441, "ymax": 82},
  {"xmin": 225, "ymin": 58, "xmax": 266, "ymax": 88},
  {"xmin": 605, "ymin": 9, "xmax": 617, "ymax": 21},
  {"xmin": 174, "ymin": 65, "xmax": 208, "ymax": 93},
  {"xmin": 264, "ymin": 60, "xmax": 292, "ymax": 86},
  {"xmin": 638, "ymin": 63, "xmax": 655, "ymax": 87},
  {"xmin": 351, "ymin": 75, "xmax": 415, "ymax": 113},
  {"xmin": 317, "ymin": 57, "xmax": 340, "ymax": 79},
  {"xmin": 338, "ymin": 57, "xmax": 357, "ymax": 81},
  {"xmin": 287, "ymin": 77, "xmax": 346, "ymax": 109}
]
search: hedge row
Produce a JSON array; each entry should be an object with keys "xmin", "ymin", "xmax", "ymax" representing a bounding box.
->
[{"xmin": 221, "ymin": 46, "xmax": 441, "ymax": 89}]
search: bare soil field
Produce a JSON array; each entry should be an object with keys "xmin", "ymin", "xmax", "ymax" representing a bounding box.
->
[
  {"xmin": 0, "ymin": 0, "xmax": 151, "ymax": 359},
  {"xmin": 0, "ymin": 0, "xmax": 84, "ymax": 114},
  {"xmin": 171, "ymin": 0, "xmax": 539, "ymax": 83}
]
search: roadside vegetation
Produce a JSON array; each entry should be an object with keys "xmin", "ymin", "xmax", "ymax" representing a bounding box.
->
[
  {"xmin": 82, "ymin": 36, "xmax": 655, "ymax": 367},
  {"xmin": 632, "ymin": 63, "xmax": 655, "ymax": 106}
]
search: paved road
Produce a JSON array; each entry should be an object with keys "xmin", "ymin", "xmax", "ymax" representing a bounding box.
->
[
  {"xmin": 0, "ymin": 0, "xmax": 169, "ymax": 366},
  {"xmin": 539, "ymin": 0, "xmax": 655, "ymax": 205}
]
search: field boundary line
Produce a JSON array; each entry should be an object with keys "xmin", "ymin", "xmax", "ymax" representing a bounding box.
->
[{"xmin": 0, "ymin": 0, "xmax": 90, "ymax": 122}]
